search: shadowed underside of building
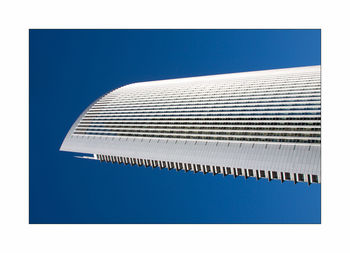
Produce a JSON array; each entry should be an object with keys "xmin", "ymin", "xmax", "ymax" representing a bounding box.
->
[{"xmin": 60, "ymin": 66, "xmax": 321, "ymax": 185}]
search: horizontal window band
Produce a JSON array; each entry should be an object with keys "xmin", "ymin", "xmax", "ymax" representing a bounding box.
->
[
  {"xmin": 96, "ymin": 95, "xmax": 321, "ymax": 107},
  {"xmin": 103, "ymin": 88, "xmax": 321, "ymax": 98},
  {"xmin": 73, "ymin": 132, "xmax": 321, "ymax": 144},
  {"xmin": 100, "ymin": 88, "xmax": 321, "ymax": 104},
  {"xmin": 75, "ymin": 125, "xmax": 320, "ymax": 132},
  {"xmin": 73, "ymin": 129, "xmax": 321, "ymax": 138},
  {"xmin": 79, "ymin": 117, "xmax": 321, "ymax": 122},
  {"xmin": 76, "ymin": 126, "xmax": 322, "ymax": 134},
  {"xmin": 78, "ymin": 121, "xmax": 321, "ymax": 127},
  {"xmin": 92, "ymin": 98, "xmax": 321, "ymax": 109},
  {"xmin": 89, "ymin": 103, "xmax": 321, "ymax": 112},
  {"xmin": 85, "ymin": 107, "xmax": 321, "ymax": 116},
  {"xmin": 98, "ymin": 91, "xmax": 321, "ymax": 105},
  {"xmin": 82, "ymin": 112, "xmax": 321, "ymax": 119},
  {"xmin": 110, "ymin": 83, "xmax": 321, "ymax": 97}
]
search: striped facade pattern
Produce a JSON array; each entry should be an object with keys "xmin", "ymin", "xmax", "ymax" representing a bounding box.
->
[
  {"xmin": 94, "ymin": 154, "xmax": 319, "ymax": 184},
  {"xmin": 60, "ymin": 66, "xmax": 321, "ymax": 184}
]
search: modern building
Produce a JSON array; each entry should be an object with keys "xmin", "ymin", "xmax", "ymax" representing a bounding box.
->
[{"xmin": 60, "ymin": 66, "xmax": 321, "ymax": 184}]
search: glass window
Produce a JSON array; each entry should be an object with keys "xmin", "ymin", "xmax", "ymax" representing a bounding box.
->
[
  {"xmin": 260, "ymin": 170, "xmax": 266, "ymax": 177},
  {"xmin": 285, "ymin": 172, "xmax": 291, "ymax": 180},
  {"xmin": 272, "ymin": 171, "xmax": 278, "ymax": 178},
  {"xmin": 298, "ymin": 174, "xmax": 304, "ymax": 181},
  {"xmin": 248, "ymin": 169, "xmax": 254, "ymax": 177}
]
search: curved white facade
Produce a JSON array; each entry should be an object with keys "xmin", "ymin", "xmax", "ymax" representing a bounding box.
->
[{"xmin": 60, "ymin": 66, "xmax": 321, "ymax": 184}]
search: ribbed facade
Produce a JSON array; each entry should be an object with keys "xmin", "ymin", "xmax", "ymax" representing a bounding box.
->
[{"xmin": 60, "ymin": 66, "xmax": 321, "ymax": 184}]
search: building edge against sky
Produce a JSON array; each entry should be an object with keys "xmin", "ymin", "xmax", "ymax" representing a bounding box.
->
[{"xmin": 60, "ymin": 66, "xmax": 321, "ymax": 185}]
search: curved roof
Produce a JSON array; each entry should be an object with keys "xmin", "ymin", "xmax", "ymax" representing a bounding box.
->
[{"xmin": 60, "ymin": 66, "xmax": 321, "ymax": 183}]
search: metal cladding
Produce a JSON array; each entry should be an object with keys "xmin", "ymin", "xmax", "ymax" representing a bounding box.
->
[{"xmin": 60, "ymin": 66, "xmax": 321, "ymax": 184}]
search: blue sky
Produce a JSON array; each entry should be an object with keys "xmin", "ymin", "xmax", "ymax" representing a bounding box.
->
[{"xmin": 29, "ymin": 29, "xmax": 321, "ymax": 224}]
